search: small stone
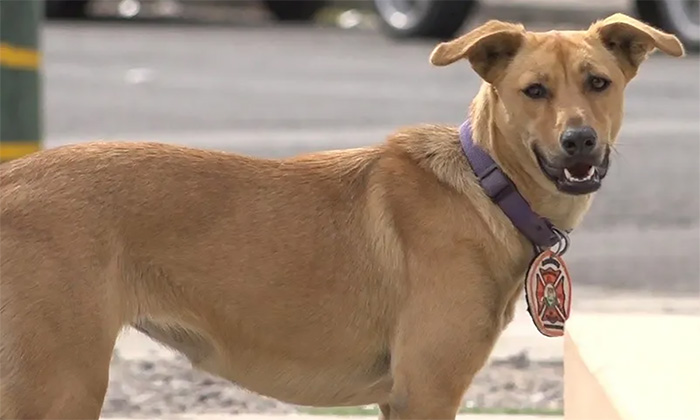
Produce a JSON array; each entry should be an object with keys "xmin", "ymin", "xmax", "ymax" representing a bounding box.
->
[
  {"xmin": 509, "ymin": 350, "xmax": 531, "ymax": 369},
  {"xmin": 139, "ymin": 361, "xmax": 155, "ymax": 371},
  {"xmin": 530, "ymin": 392, "xmax": 546, "ymax": 403},
  {"xmin": 201, "ymin": 378, "xmax": 216, "ymax": 386}
]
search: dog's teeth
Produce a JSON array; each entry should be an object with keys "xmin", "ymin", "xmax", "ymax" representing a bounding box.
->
[
  {"xmin": 581, "ymin": 167, "xmax": 596, "ymax": 181},
  {"xmin": 564, "ymin": 168, "xmax": 582, "ymax": 182},
  {"xmin": 564, "ymin": 167, "xmax": 596, "ymax": 182}
]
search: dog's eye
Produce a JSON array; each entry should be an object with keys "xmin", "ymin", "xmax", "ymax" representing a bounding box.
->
[
  {"xmin": 522, "ymin": 83, "xmax": 549, "ymax": 99},
  {"xmin": 588, "ymin": 76, "xmax": 611, "ymax": 92}
]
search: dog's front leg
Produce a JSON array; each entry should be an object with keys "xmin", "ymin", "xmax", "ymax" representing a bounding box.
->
[{"xmin": 385, "ymin": 282, "xmax": 500, "ymax": 419}]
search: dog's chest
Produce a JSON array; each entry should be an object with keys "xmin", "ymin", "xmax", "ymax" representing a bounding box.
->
[
  {"xmin": 489, "ymin": 249, "xmax": 532, "ymax": 331},
  {"xmin": 500, "ymin": 279, "xmax": 525, "ymax": 330}
]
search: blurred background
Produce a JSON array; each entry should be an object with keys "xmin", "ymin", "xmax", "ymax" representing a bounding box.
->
[{"xmin": 1, "ymin": 0, "xmax": 699, "ymax": 417}]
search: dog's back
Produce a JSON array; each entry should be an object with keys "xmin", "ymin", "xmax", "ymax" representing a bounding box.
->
[{"xmin": 0, "ymin": 141, "xmax": 401, "ymax": 417}]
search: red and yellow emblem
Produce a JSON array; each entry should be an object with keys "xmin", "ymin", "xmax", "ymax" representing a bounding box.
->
[{"xmin": 525, "ymin": 249, "xmax": 572, "ymax": 337}]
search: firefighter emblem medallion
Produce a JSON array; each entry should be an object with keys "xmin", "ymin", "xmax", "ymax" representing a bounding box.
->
[{"xmin": 525, "ymin": 249, "xmax": 572, "ymax": 337}]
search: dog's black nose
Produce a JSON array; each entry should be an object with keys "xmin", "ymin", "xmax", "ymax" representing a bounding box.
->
[{"xmin": 560, "ymin": 126, "xmax": 597, "ymax": 156}]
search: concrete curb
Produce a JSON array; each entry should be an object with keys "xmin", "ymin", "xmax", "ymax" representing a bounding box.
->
[{"xmin": 564, "ymin": 313, "xmax": 700, "ymax": 420}]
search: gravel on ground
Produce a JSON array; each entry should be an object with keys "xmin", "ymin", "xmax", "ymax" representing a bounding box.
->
[{"xmin": 101, "ymin": 350, "xmax": 562, "ymax": 417}]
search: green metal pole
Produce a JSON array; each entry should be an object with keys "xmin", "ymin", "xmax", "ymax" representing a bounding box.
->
[{"xmin": 0, "ymin": 0, "xmax": 43, "ymax": 162}]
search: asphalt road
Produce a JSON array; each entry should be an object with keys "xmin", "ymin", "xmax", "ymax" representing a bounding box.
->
[{"xmin": 42, "ymin": 19, "xmax": 699, "ymax": 297}]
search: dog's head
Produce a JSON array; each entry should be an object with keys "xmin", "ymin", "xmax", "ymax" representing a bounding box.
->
[{"xmin": 430, "ymin": 13, "xmax": 684, "ymax": 195}]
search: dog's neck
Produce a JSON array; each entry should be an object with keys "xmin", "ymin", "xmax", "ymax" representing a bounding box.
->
[{"xmin": 469, "ymin": 84, "xmax": 594, "ymax": 232}]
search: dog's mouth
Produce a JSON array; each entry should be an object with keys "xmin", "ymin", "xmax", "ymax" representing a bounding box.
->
[{"xmin": 534, "ymin": 147, "xmax": 610, "ymax": 195}]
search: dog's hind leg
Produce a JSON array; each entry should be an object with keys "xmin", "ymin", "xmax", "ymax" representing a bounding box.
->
[{"xmin": 0, "ymin": 228, "xmax": 124, "ymax": 419}]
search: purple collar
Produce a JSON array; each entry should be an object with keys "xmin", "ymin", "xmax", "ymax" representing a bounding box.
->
[{"xmin": 459, "ymin": 121, "xmax": 561, "ymax": 249}]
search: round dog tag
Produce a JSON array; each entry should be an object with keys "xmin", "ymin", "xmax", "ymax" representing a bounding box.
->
[{"xmin": 524, "ymin": 249, "xmax": 572, "ymax": 337}]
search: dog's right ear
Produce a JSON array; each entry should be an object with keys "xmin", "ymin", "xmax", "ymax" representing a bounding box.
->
[{"xmin": 429, "ymin": 20, "xmax": 525, "ymax": 84}]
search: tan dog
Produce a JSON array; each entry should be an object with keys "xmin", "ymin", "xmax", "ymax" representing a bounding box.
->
[{"xmin": 0, "ymin": 13, "xmax": 684, "ymax": 419}]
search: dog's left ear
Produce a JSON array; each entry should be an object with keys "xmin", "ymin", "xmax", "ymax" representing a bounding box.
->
[
  {"xmin": 429, "ymin": 20, "xmax": 525, "ymax": 84},
  {"xmin": 590, "ymin": 13, "xmax": 685, "ymax": 78}
]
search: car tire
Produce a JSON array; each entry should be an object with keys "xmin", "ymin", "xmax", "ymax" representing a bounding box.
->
[
  {"xmin": 45, "ymin": 0, "xmax": 89, "ymax": 19},
  {"xmin": 262, "ymin": 0, "xmax": 327, "ymax": 21},
  {"xmin": 372, "ymin": 0, "xmax": 478, "ymax": 40},
  {"xmin": 634, "ymin": 0, "xmax": 699, "ymax": 52}
]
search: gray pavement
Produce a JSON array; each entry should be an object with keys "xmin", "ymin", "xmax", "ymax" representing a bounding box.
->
[{"xmin": 42, "ymin": 14, "xmax": 700, "ymax": 297}]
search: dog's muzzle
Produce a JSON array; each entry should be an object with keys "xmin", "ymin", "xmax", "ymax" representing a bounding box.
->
[{"xmin": 534, "ymin": 146, "xmax": 611, "ymax": 195}]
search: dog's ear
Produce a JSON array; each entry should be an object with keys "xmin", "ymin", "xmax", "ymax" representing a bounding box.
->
[
  {"xmin": 429, "ymin": 20, "xmax": 525, "ymax": 83},
  {"xmin": 590, "ymin": 13, "xmax": 685, "ymax": 78}
]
